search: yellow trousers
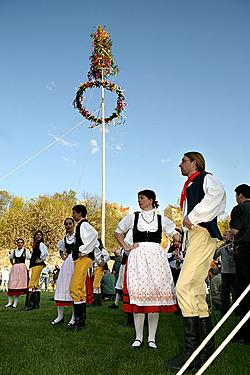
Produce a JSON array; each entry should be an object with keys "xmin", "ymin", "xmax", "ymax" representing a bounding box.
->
[
  {"xmin": 176, "ymin": 226, "xmax": 217, "ymax": 318},
  {"xmin": 70, "ymin": 256, "xmax": 92, "ymax": 303},
  {"xmin": 93, "ymin": 265, "xmax": 104, "ymax": 289},
  {"xmin": 28, "ymin": 265, "xmax": 43, "ymax": 290}
]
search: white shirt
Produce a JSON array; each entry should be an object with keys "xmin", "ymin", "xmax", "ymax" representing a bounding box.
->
[
  {"xmin": 78, "ymin": 221, "xmax": 99, "ymax": 256},
  {"xmin": 115, "ymin": 209, "xmax": 177, "ymax": 238},
  {"xmin": 9, "ymin": 247, "xmax": 31, "ymax": 260},
  {"xmin": 183, "ymin": 174, "xmax": 226, "ymax": 225},
  {"xmin": 38, "ymin": 243, "xmax": 48, "ymax": 261},
  {"xmin": 57, "ymin": 233, "xmax": 75, "ymax": 252}
]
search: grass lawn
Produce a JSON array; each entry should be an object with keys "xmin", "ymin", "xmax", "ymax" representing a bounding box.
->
[{"xmin": 0, "ymin": 292, "xmax": 249, "ymax": 375}]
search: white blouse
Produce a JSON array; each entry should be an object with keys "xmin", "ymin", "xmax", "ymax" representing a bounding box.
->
[
  {"xmin": 115, "ymin": 209, "xmax": 177, "ymax": 239},
  {"xmin": 38, "ymin": 243, "xmax": 48, "ymax": 261},
  {"xmin": 9, "ymin": 248, "xmax": 31, "ymax": 260},
  {"xmin": 57, "ymin": 233, "xmax": 75, "ymax": 252}
]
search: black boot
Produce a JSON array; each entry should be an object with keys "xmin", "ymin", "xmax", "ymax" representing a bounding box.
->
[
  {"xmin": 199, "ymin": 317, "xmax": 215, "ymax": 363},
  {"xmin": 166, "ymin": 317, "xmax": 201, "ymax": 370},
  {"xmin": 33, "ymin": 291, "xmax": 41, "ymax": 309},
  {"xmin": 68, "ymin": 303, "xmax": 86, "ymax": 331},
  {"xmin": 24, "ymin": 293, "xmax": 31, "ymax": 309},
  {"xmin": 25, "ymin": 292, "xmax": 36, "ymax": 311}
]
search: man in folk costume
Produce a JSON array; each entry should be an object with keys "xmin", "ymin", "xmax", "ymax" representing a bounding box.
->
[
  {"xmin": 69, "ymin": 204, "xmax": 99, "ymax": 331},
  {"xmin": 26, "ymin": 231, "xmax": 48, "ymax": 310},
  {"xmin": 167, "ymin": 151, "xmax": 226, "ymax": 370},
  {"xmin": 6, "ymin": 239, "xmax": 31, "ymax": 308}
]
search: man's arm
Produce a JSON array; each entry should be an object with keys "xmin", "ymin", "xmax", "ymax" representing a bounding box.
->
[
  {"xmin": 78, "ymin": 222, "xmax": 98, "ymax": 255},
  {"xmin": 187, "ymin": 174, "xmax": 226, "ymax": 226}
]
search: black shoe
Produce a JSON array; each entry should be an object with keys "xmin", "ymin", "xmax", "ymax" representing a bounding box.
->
[
  {"xmin": 68, "ymin": 303, "xmax": 86, "ymax": 331},
  {"xmin": 131, "ymin": 339, "xmax": 143, "ymax": 350},
  {"xmin": 51, "ymin": 317, "xmax": 64, "ymax": 325},
  {"xmin": 33, "ymin": 291, "xmax": 41, "ymax": 309},
  {"xmin": 148, "ymin": 341, "xmax": 158, "ymax": 350},
  {"xmin": 166, "ymin": 316, "xmax": 201, "ymax": 370},
  {"xmin": 25, "ymin": 292, "xmax": 35, "ymax": 310}
]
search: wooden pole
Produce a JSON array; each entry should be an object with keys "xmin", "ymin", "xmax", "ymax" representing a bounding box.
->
[{"xmin": 101, "ymin": 69, "xmax": 106, "ymax": 246}]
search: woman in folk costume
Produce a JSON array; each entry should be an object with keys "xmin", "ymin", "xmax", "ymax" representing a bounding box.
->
[
  {"xmin": 52, "ymin": 217, "xmax": 75, "ymax": 326},
  {"xmin": 26, "ymin": 230, "xmax": 48, "ymax": 310},
  {"xmin": 6, "ymin": 238, "xmax": 31, "ymax": 308},
  {"xmin": 115, "ymin": 190, "xmax": 181, "ymax": 350}
]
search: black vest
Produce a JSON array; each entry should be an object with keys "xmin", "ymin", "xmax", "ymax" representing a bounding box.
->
[
  {"xmin": 30, "ymin": 242, "xmax": 46, "ymax": 268},
  {"xmin": 186, "ymin": 171, "xmax": 222, "ymax": 240},
  {"xmin": 64, "ymin": 236, "xmax": 75, "ymax": 255},
  {"xmin": 133, "ymin": 212, "xmax": 162, "ymax": 243},
  {"xmin": 14, "ymin": 249, "xmax": 26, "ymax": 264},
  {"xmin": 72, "ymin": 219, "xmax": 95, "ymax": 261}
]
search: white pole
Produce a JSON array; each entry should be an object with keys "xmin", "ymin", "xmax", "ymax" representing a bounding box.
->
[
  {"xmin": 176, "ymin": 283, "xmax": 250, "ymax": 375},
  {"xmin": 196, "ymin": 310, "xmax": 250, "ymax": 375},
  {"xmin": 101, "ymin": 69, "xmax": 106, "ymax": 247}
]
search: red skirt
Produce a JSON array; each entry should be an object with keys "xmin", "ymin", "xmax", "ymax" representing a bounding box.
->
[
  {"xmin": 86, "ymin": 273, "xmax": 94, "ymax": 305},
  {"xmin": 122, "ymin": 262, "xmax": 177, "ymax": 314}
]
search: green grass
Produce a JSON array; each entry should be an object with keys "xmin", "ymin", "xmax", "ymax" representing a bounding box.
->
[{"xmin": 0, "ymin": 292, "xmax": 249, "ymax": 375}]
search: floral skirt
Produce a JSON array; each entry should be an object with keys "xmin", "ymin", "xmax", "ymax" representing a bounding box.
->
[{"xmin": 123, "ymin": 242, "xmax": 177, "ymax": 313}]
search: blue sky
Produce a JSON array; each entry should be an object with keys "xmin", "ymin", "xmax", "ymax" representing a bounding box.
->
[{"xmin": 0, "ymin": 0, "xmax": 249, "ymax": 215}]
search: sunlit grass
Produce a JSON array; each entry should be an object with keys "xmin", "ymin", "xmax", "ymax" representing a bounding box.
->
[{"xmin": 0, "ymin": 292, "xmax": 249, "ymax": 375}]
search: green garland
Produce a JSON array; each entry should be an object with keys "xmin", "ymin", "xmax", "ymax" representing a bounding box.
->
[{"xmin": 73, "ymin": 80, "xmax": 126, "ymax": 128}]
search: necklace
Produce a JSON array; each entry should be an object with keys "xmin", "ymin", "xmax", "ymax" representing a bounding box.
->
[{"xmin": 141, "ymin": 211, "xmax": 155, "ymax": 224}]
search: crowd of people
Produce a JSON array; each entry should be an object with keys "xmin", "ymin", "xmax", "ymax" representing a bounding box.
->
[{"xmin": 1, "ymin": 151, "xmax": 249, "ymax": 372}]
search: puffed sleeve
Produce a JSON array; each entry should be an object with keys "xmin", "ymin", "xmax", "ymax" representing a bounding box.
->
[
  {"xmin": 162, "ymin": 216, "xmax": 177, "ymax": 236},
  {"xmin": 25, "ymin": 249, "xmax": 31, "ymax": 260},
  {"xmin": 39, "ymin": 243, "xmax": 48, "ymax": 260},
  {"xmin": 57, "ymin": 239, "xmax": 66, "ymax": 252},
  {"xmin": 188, "ymin": 174, "xmax": 226, "ymax": 225},
  {"xmin": 78, "ymin": 222, "xmax": 98, "ymax": 255},
  {"xmin": 115, "ymin": 214, "xmax": 134, "ymax": 235}
]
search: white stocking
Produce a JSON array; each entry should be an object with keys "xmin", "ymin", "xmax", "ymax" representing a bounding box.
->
[
  {"xmin": 68, "ymin": 306, "xmax": 75, "ymax": 325},
  {"xmin": 54, "ymin": 306, "xmax": 64, "ymax": 323},
  {"xmin": 5, "ymin": 296, "xmax": 13, "ymax": 307},
  {"xmin": 114, "ymin": 293, "xmax": 120, "ymax": 305},
  {"xmin": 148, "ymin": 313, "xmax": 159, "ymax": 348},
  {"xmin": 132, "ymin": 313, "xmax": 145, "ymax": 347},
  {"xmin": 13, "ymin": 296, "xmax": 19, "ymax": 308}
]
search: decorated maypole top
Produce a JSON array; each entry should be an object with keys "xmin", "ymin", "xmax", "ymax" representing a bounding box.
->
[
  {"xmin": 73, "ymin": 25, "xmax": 126, "ymax": 246},
  {"xmin": 73, "ymin": 25, "xmax": 126, "ymax": 128}
]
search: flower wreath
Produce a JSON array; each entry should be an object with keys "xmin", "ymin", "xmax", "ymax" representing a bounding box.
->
[{"xmin": 73, "ymin": 80, "xmax": 126, "ymax": 128}]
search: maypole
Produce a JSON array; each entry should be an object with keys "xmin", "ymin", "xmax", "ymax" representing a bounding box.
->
[
  {"xmin": 73, "ymin": 25, "xmax": 126, "ymax": 246},
  {"xmin": 101, "ymin": 68, "xmax": 106, "ymax": 246}
]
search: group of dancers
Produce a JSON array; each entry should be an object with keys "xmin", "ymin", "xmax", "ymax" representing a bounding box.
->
[{"xmin": 4, "ymin": 150, "xmax": 238, "ymax": 372}]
